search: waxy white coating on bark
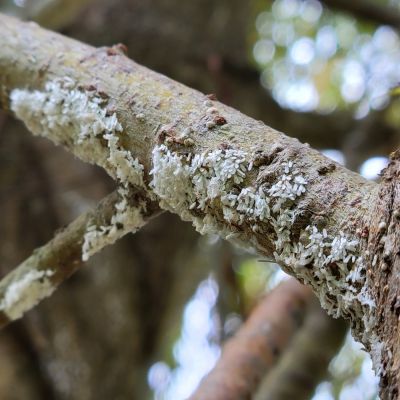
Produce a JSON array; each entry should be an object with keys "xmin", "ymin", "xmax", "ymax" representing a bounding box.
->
[
  {"xmin": 10, "ymin": 78, "xmax": 143, "ymax": 186},
  {"xmin": 150, "ymin": 144, "xmax": 376, "ymax": 336},
  {"xmin": 0, "ymin": 269, "xmax": 55, "ymax": 320},
  {"xmin": 10, "ymin": 77, "xmax": 122, "ymax": 143},
  {"xmin": 9, "ymin": 76, "xmax": 380, "ymax": 371},
  {"xmin": 82, "ymin": 187, "xmax": 146, "ymax": 261}
]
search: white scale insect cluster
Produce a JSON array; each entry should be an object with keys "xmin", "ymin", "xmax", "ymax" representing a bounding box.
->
[
  {"xmin": 10, "ymin": 78, "xmax": 144, "ymax": 187},
  {"xmin": 150, "ymin": 144, "xmax": 375, "ymax": 331},
  {"xmin": 10, "ymin": 78, "xmax": 144, "ymax": 261},
  {"xmin": 10, "ymin": 78, "xmax": 146, "ymax": 262},
  {"xmin": 9, "ymin": 78, "xmax": 380, "ymax": 363},
  {"xmin": 0, "ymin": 269, "xmax": 55, "ymax": 320},
  {"xmin": 81, "ymin": 187, "xmax": 146, "ymax": 261},
  {"xmin": 10, "ymin": 78, "xmax": 121, "ymax": 143}
]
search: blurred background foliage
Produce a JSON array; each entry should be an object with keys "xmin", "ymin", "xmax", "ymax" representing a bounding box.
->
[
  {"xmin": 252, "ymin": 0, "xmax": 395, "ymax": 114},
  {"xmin": 0, "ymin": 0, "xmax": 398, "ymax": 399}
]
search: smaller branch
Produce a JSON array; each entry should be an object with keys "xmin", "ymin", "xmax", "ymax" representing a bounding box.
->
[
  {"xmin": 189, "ymin": 279, "xmax": 314, "ymax": 400},
  {"xmin": 0, "ymin": 188, "xmax": 161, "ymax": 329},
  {"xmin": 319, "ymin": 0, "xmax": 400, "ymax": 29},
  {"xmin": 255, "ymin": 300, "xmax": 347, "ymax": 400}
]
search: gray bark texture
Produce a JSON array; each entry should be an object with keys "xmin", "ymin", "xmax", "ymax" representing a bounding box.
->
[{"xmin": 0, "ymin": 12, "xmax": 395, "ymax": 395}]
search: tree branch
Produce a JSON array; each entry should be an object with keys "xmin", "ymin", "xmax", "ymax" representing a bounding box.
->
[
  {"xmin": 0, "ymin": 188, "xmax": 161, "ymax": 328},
  {"xmin": 0, "ymin": 12, "xmax": 375, "ymax": 326},
  {"xmin": 0, "ymin": 14, "xmax": 392, "ymax": 391},
  {"xmin": 255, "ymin": 299, "xmax": 347, "ymax": 400},
  {"xmin": 189, "ymin": 279, "xmax": 314, "ymax": 399}
]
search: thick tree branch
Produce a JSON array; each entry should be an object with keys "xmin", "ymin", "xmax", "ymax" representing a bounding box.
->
[
  {"xmin": 0, "ymin": 14, "xmax": 393, "ymax": 392},
  {"xmin": 189, "ymin": 279, "xmax": 314, "ymax": 399},
  {"xmin": 0, "ymin": 188, "xmax": 161, "ymax": 328},
  {"xmin": 0, "ymin": 13, "xmax": 375, "ymax": 324}
]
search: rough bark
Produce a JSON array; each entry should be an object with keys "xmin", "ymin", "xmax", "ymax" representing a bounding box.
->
[
  {"xmin": 65, "ymin": 0, "xmax": 398, "ymax": 157},
  {"xmin": 5, "ymin": 0, "xmax": 398, "ymax": 161},
  {"xmin": 0, "ymin": 13, "xmax": 395, "ymax": 396},
  {"xmin": 365, "ymin": 150, "xmax": 400, "ymax": 399}
]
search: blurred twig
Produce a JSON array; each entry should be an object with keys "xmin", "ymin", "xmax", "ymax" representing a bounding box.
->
[
  {"xmin": 255, "ymin": 299, "xmax": 348, "ymax": 400},
  {"xmin": 189, "ymin": 279, "xmax": 314, "ymax": 400}
]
